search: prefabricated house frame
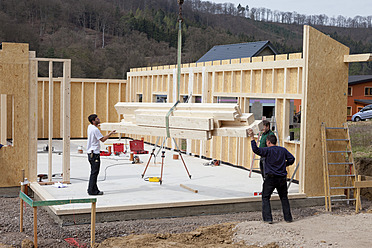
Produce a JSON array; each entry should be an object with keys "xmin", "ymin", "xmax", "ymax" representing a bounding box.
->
[{"xmin": 1, "ymin": 25, "xmax": 371, "ymax": 197}]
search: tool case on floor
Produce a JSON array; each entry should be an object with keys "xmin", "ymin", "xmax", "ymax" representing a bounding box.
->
[{"xmin": 130, "ymin": 140, "xmax": 148, "ymax": 154}]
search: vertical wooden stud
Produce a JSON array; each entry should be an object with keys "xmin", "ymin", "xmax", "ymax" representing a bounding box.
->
[
  {"xmin": 62, "ymin": 61, "xmax": 71, "ymax": 183},
  {"xmin": 29, "ymin": 57, "xmax": 38, "ymax": 182},
  {"xmin": 0, "ymin": 94, "xmax": 6, "ymax": 145},
  {"xmin": 48, "ymin": 61, "xmax": 53, "ymax": 182},
  {"xmin": 33, "ymin": 207, "xmax": 37, "ymax": 248},
  {"xmin": 91, "ymin": 202, "xmax": 96, "ymax": 247}
]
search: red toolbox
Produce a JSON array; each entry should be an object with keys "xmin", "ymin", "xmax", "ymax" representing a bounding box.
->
[
  {"xmin": 100, "ymin": 151, "xmax": 111, "ymax": 156},
  {"xmin": 113, "ymin": 143, "xmax": 125, "ymax": 154},
  {"xmin": 129, "ymin": 140, "xmax": 148, "ymax": 154}
]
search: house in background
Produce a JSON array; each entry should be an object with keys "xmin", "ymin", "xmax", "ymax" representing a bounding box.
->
[
  {"xmin": 347, "ymin": 75, "xmax": 372, "ymax": 121},
  {"xmin": 196, "ymin": 41, "xmax": 277, "ymax": 63}
]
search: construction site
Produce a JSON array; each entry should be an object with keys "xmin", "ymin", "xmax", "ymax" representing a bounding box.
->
[{"xmin": 1, "ymin": 3, "xmax": 372, "ymax": 246}]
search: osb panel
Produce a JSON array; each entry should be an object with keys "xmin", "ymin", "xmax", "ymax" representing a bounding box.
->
[
  {"xmin": 263, "ymin": 69, "xmax": 273, "ymax": 93},
  {"xmin": 285, "ymin": 142, "xmax": 300, "ymax": 180},
  {"xmin": 120, "ymin": 83, "xmax": 126, "ymax": 102},
  {"xmin": 221, "ymin": 137, "xmax": 228, "ymax": 161},
  {"xmin": 224, "ymin": 71, "xmax": 232, "ymax": 93},
  {"xmin": 233, "ymin": 71, "xmax": 241, "ymax": 93},
  {"xmin": 70, "ymin": 82, "xmax": 82, "ymax": 138},
  {"xmin": 109, "ymin": 83, "xmax": 120, "ymax": 122},
  {"xmin": 287, "ymin": 68, "xmax": 298, "ymax": 94},
  {"xmin": 242, "ymin": 71, "xmax": 251, "ymax": 93},
  {"xmin": 96, "ymin": 83, "xmax": 107, "ymax": 122},
  {"xmin": 0, "ymin": 43, "xmax": 29, "ymax": 187},
  {"xmin": 213, "ymin": 136, "xmax": 222, "ymax": 160},
  {"xmin": 252, "ymin": 70, "xmax": 261, "ymax": 93},
  {"xmin": 53, "ymin": 82, "xmax": 61, "ymax": 138},
  {"xmin": 302, "ymin": 25, "xmax": 349, "ymax": 196},
  {"xmin": 229, "ymin": 137, "xmax": 237, "ymax": 165},
  {"xmin": 83, "ymin": 83, "xmax": 95, "ymax": 133},
  {"xmin": 43, "ymin": 82, "xmax": 49, "ymax": 139},
  {"xmin": 215, "ymin": 72, "xmax": 223, "ymax": 93},
  {"xmin": 162, "ymin": 75, "xmax": 168, "ymax": 93},
  {"xmin": 168, "ymin": 75, "xmax": 173, "ymax": 103},
  {"xmin": 275, "ymin": 69, "xmax": 285, "ymax": 94},
  {"xmin": 205, "ymin": 139, "xmax": 212, "ymax": 157},
  {"xmin": 180, "ymin": 74, "xmax": 187, "ymax": 95}
]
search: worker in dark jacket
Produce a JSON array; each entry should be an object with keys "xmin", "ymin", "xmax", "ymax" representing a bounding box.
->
[
  {"xmin": 258, "ymin": 120, "xmax": 275, "ymax": 178},
  {"xmin": 248, "ymin": 128, "xmax": 295, "ymax": 224}
]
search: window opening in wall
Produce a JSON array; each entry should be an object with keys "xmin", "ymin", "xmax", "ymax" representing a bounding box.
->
[
  {"xmin": 290, "ymin": 99, "xmax": 301, "ymax": 141},
  {"xmin": 194, "ymin": 96, "xmax": 202, "ymax": 103},
  {"xmin": 182, "ymin": 95, "xmax": 189, "ymax": 103},
  {"xmin": 348, "ymin": 87, "xmax": 352, "ymax": 96},
  {"xmin": 154, "ymin": 94, "xmax": 167, "ymax": 103},
  {"xmin": 249, "ymin": 98, "xmax": 275, "ymax": 120},
  {"xmin": 347, "ymin": 106, "xmax": 352, "ymax": 116},
  {"xmin": 0, "ymin": 94, "xmax": 14, "ymax": 147},
  {"xmin": 216, "ymin": 96, "xmax": 238, "ymax": 103},
  {"xmin": 365, "ymin": 87, "xmax": 372, "ymax": 96}
]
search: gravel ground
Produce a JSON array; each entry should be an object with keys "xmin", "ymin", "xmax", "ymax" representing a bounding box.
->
[{"xmin": 1, "ymin": 196, "xmax": 371, "ymax": 248}]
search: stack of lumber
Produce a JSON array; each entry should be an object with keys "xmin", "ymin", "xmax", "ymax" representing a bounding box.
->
[{"xmin": 100, "ymin": 103, "xmax": 263, "ymax": 140}]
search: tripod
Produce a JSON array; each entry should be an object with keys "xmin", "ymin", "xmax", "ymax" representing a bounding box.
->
[{"xmin": 141, "ymin": 136, "xmax": 192, "ymax": 185}]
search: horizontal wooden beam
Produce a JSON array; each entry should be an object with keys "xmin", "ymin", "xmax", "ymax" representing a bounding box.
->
[
  {"xmin": 354, "ymin": 180, "xmax": 372, "ymax": 188},
  {"xmin": 212, "ymin": 120, "xmax": 263, "ymax": 137},
  {"xmin": 134, "ymin": 109, "xmax": 238, "ymax": 121},
  {"xmin": 135, "ymin": 115, "xmax": 214, "ymax": 131},
  {"xmin": 344, "ymin": 53, "xmax": 372, "ymax": 63},
  {"xmin": 115, "ymin": 102, "xmax": 240, "ymax": 116},
  {"xmin": 101, "ymin": 122, "xmax": 212, "ymax": 140}
]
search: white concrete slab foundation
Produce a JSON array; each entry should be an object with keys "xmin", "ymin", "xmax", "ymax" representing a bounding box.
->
[{"xmin": 31, "ymin": 139, "xmax": 321, "ymax": 225}]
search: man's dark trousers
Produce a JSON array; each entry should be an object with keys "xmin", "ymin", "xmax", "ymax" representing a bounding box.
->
[
  {"xmin": 259, "ymin": 158, "xmax": 265, "ymax": 179},
  {"xmin": 88, "ymin": 153, "xmax": 101, "ymax": 195},
  {"xmin": 262, "ymin": 175, "xmax": 292, "ymax": 222}
]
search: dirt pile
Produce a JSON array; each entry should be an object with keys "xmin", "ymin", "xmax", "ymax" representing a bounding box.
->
[
  {"xmin": 234, "ymin": 213, "xmax": 372, "ymax": 247},
  {"xmin": 94, "ymin": 223, "xmax": 277, "ymax": 248}
]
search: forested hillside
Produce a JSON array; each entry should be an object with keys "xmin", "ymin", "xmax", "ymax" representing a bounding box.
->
[{"xmin": 0, "ymin": 0, "xmax": 371, "ymax": 78}]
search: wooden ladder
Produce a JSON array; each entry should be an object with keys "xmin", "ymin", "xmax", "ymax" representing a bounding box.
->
[{"xmin": 321, "ymin": 122, "xmax": 357, "ymax": 211}]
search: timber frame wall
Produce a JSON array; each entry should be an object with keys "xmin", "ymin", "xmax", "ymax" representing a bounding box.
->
[
  {"xmin": 126, "ymin": 26, "xmax": 350, "ymax": 196},
  {"xmin": 37, "ymin": 78, "xmax": 126, "ymax": 138}
]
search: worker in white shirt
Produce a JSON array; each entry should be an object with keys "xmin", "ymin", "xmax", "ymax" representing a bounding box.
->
[{"xmin": 86, "ymin": 114, "xmax": 116, "ymax": 195}]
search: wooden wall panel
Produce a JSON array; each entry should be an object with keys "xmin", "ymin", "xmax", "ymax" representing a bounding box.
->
[
  {"xmin": 301, "ymin": 25, "xmax": 350, "ymax": 196},
  {"xmin": 0, "ymin": 43, "xmax": 30, "ymax": 187}
]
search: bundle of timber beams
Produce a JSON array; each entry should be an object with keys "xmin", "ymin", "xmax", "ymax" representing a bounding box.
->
[{"xmin": 101, "ymin": 103, "xmax": 263, "ymax": 140}]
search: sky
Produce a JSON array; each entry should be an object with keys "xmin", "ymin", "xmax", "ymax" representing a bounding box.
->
[{"xmin": 206, "ymin": 0, "xmax": 371, "ymax": 18}]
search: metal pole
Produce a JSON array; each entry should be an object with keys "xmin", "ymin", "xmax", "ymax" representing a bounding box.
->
[{"xmin": 177, "ymin": 0, "xmax": 184, "ymax": 102}]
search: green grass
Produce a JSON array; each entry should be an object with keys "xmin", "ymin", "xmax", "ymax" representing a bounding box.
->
[{"xmin": 349, "ymin": 121, "xmax": 372, "ymax": 158}]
